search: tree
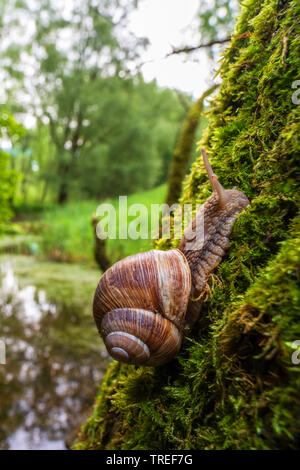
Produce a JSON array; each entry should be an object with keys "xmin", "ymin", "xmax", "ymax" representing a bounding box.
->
[
  {"xmin": 168, "ymin": 0, "xmax": 239, "ymax": 58},
  {"xmin": 165, "ymin": 84, "xmax": 218, "ymax": 207},
  {"xmin": 74, "ymin": 0, "xmax": 300, "ymax": 450},
  {"xmin": 164, "ymin": 1, "xmax": 241, "ymax": 207},
  {"xmin": 0, "ymin": 0, "xmax": 145, "ymax": 203},
  {"xmin": 0, "ymin": 111, "xmax": 24, "ymax": 229},
  {"xmin": 1, "ymin": 1, "xmax": 187, "ymax": 203},
  {"xmin": 76, "ymin": 79, "xmax": 186, "ymax": 199},
  {"xmin": 28, "ymin": 121, "xmax": 56, "ymax": 203}
]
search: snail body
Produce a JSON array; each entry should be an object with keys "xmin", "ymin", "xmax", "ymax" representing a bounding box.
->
[
  {"xmin": 179, "ymin": 149, "xmax": 249, "ymax": 327},
  {"xmin": 93, "ymin": 148, "xmax": 250, "ymax": 366}
]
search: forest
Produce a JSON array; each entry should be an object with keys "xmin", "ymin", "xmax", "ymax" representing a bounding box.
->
[{"xmin": 0, "ymin": 0, "xmax": 299, "ymax": 452}]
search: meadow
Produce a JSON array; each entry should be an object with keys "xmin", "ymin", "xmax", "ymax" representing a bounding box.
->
[{"xmin": 1, "ymin": 184, "xmax": 167, "ymax": 267}]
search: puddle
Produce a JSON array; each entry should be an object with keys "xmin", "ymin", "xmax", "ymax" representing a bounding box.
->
[{"xmin": 0, "ymin": 256, "xmax": 108, "ymax": 450}]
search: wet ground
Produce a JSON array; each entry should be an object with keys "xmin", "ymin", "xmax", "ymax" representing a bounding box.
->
[{"xmin": 0, "ymin": 255, "xmax": 108, "ymax": 449}]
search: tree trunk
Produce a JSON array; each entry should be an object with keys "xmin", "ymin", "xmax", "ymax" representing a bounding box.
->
[
  {"xmin": 57, "ymin": 180, "xmax": 68, "ymax": 205},
  {"xmin": 91, "ymin": 214, "xmax": 111, "ymax": 272},
  {"xmin": 57, "ymin": 117, "xmax": 82, "ymax": 205},
  {"xmin": 57, "ymin": 160, "xmax": 72, "ymax": 204},
  {"xmin": 39, "ymin": 180, "xmax": 48, "ymax": 204},
  {"xmin": 74, "ymin": 0, "xmax": 300, "ymax": 450},
  {"xmin": 165, "ymin": 84, "xmax": 218, "ymax": 207}
]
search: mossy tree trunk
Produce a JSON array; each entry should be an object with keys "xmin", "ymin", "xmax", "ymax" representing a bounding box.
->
[
  {"xmin": 91, "ymin": 214, "xmax": 110, "ymax": 272},
  {"xmin": 165, "ymin": 85, "xmax": 218, "ymax": 207},
  {"xmin": 74, "ymin": 0, "xmax": 300, "ymax": 450}
]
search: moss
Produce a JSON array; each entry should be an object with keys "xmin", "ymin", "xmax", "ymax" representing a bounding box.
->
[
  {"xmin": 74, "ymin": 0, "xmax": 300, "ymax": 450},
  {"xmin": 165, "ymin": 85, "xmax": 218, "ymax": 207}
]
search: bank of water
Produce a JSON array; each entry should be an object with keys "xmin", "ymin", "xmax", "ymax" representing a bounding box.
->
[{"xmin": 0, "ymin": 254, "xmax": 108, "ymax": 450}]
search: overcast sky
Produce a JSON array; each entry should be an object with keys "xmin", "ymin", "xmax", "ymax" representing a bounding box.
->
[{"xmin": 128, "ymin": 0, "xmax": 215, "ymax": 98}]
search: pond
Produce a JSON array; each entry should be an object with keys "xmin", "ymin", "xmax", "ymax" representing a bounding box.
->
[{"xmin": 0, "ymin": 255, "xmax": 109, "ymax": 450}]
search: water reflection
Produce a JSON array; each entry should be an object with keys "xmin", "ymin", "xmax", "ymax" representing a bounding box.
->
[{"xmin": 0, "ymin": 258, "xmax": 108, "ymax": 450}]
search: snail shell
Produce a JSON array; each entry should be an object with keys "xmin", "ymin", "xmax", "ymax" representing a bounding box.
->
[{"xmin": 93, "ymin": 249, "xmax": 191, "ymax": 366}]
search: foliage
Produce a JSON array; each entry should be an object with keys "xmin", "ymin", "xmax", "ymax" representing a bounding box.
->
[
  {"xmin": 0, "ymin": 110, "xmax": 24, "ymax": 231},
  {"xmin": 74, "ymin": 0, "xmax": 300, "ymax": 450},
  {"xmin": 5, "ymin": 184, "xmax": 167, "ymax": 264},
  {"xmin": 0, "ymin": 0, "xmax": 185, "ymax": 204},
  {"xmin": 173, "ymin": 0, "xmax": 240, "ymax": 59},
  {"xmin": 198, "ymin": 0, "xmax": 240, "ymax": 44},
  {"xmin": 75, "ymin": 80, "xmax": 185, "ymax": 200}
]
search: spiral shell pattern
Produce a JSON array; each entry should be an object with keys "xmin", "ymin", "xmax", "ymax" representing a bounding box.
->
[
  {"xmin": 101, "ymin": 308, "xmax": 182, "ymax": 366},
  {"xmin": 93, "ymin": 249, "xmax": 191, "ymax": 366}
]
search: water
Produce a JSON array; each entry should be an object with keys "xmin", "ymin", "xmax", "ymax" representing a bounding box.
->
[{"xmin": 0, "ymin": 255, "xmax": 108, "ymax": 450}]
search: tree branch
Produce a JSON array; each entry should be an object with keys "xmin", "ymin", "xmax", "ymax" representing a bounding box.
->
[
  {"xmin": 174, "ymin": 90, "xmax": 191, "ymax": 113},
  {"xmin": 44, "ymin": 111, "xmax": 62, "ymax": 150},
  {"xmin": 166, "ymin": 37, "xmax": 231, "ymax": 57}
]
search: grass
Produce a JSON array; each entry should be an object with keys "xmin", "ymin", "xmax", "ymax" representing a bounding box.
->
[
  {"xmin": 40, "ymin": 200, "xmax": 98, "ymax": 263},
  {"xmin": 4, "ymin": 184, "xmax": 167, "ymax": 265},
  {"xmin": 106, "ymin": 184, "xmax": 167, "ymax": 262}
]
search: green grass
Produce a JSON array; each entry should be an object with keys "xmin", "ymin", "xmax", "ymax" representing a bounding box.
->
[
  {"xmin": 32, "ymin": 184, "xmax": 167, "ymax": 264},
  {"xmin": 106, "ymin": 184, "xmax": 167, "ymax": 262},
  {"xmin": 40, "ymin": 200, "xmax": 98, "ymax": 263}
]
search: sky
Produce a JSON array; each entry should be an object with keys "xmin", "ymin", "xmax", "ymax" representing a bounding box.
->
[{"xmin": 128, "ymin": 0, "xmax": 216, "ymax": 98}]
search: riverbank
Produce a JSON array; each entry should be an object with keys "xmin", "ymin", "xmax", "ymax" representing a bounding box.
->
[
  {"xmin": 5, "ymin": 184, "xmax": 167, "ymax": 266},
  {"xmin": 0, "ymin": 183, "xmax": 167, "ymax": 449}
]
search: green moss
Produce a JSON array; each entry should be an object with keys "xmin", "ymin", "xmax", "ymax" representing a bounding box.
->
[
  {"xmin": 165, "ymin": 85, "xmax": 218, "ymax": 207},
  {"xmin": 74, "ymin": 0, "xmax": 300, "ymax": 450}
]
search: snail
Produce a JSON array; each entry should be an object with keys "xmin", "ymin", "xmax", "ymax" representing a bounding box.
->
[{"xmin": 93, "ymin": 148, "xmax": 249, "ymax": 366}]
